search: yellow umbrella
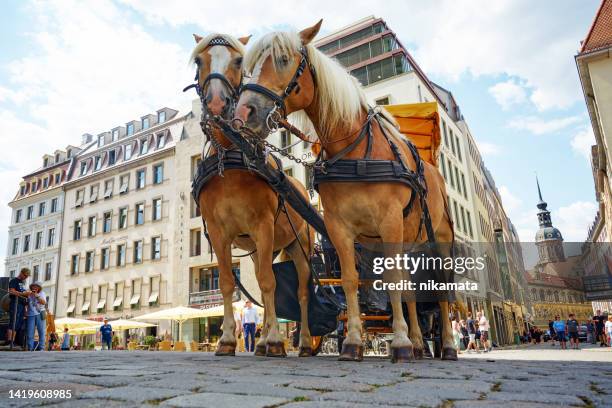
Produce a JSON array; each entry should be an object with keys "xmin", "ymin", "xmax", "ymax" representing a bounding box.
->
[
  {"xmin": 103, "ymin": 319, "xmax": 157, "ymax": 331},
  {"xmin": 54, "ymin": 317, "xmax": 100, "ymax": 331},
  {"xmin": 66, "ymin": 326, "xmax": 97, "ymax": 335},
  {"xmin": 133, "ymin": 306, "xmax": 214, "ymax": 341}
]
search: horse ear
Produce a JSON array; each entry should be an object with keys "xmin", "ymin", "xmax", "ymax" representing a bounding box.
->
[
  {"xmin": 238, "ymin": 35, "xmax": 252, "ymax": 45},
  {"xmin": 193, "ymin": 34, "xmax": 203, "ymax": 44},
  {"xmin": 299, "ymin": 19, "xmax": 323, "ymax": 45}
]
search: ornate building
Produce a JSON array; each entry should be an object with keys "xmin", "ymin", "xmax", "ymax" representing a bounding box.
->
[{"xmin": 526, "ymin": 179, "xmax": 591, "ymax": 327}]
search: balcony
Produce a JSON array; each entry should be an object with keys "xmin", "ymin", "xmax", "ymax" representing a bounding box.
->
[{"xmin": 189, "ymin": 288, "xmax": 240, "ymax": 307}]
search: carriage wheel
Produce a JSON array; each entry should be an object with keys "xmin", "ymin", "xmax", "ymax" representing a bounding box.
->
[{"xmin": 311, "ymin": 336, "xmax": 322, "ymax": 356}]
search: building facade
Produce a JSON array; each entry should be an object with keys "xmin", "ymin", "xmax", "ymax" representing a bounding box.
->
[{"xmin": 5, "ymin": 149, "xmax": 72, "ymax": 312}]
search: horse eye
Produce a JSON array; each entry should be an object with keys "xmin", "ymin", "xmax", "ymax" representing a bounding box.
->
[
  {"xmin": 194, "ymin": 57, "xmax": 201, "ymax": 66},
  {"xmin": 234, "ymin": 56, "xmax": 243, "ymax": 66},
  {"xmin": 281, "ymin": 55, "xmax": 289, "ymax": 65}
]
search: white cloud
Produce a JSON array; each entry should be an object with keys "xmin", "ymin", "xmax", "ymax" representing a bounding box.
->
[
  {"xmin": 554, "ymin": 201, "xmax": 598, "ymax": 242},
  {"xmin": 119, "ymin": 0, "xmax": 595, "ymax": 111},
  {"xmin": 478, "ymin": 142, "xmax": 502, "ymax": 156},
  {"xmin": 571, "ymin": 126, "xmax": 596, "ymax": 161},
  {"xmin": 508, "ymin": 115, "xmax": 582, "ymax": 135},
  {"xmin": 499, "ymin": 185, "xmax": 522, "ymax": 213},
  {"xmin": 488, "ymin": 79, "xmax": 527, "ymax": 110}
]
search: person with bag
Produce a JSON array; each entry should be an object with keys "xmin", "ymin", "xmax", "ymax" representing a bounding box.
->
[
  {"xmin": 3, "ymin": 268, "xmax": 31, "ymax": 349},
  {"xmin": 26, "ymin": 281, "xmax": 46, "ymax": 351}
]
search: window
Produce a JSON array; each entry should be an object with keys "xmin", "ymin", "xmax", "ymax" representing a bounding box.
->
[
  {"xmin": 448, "ymin": 160, "xmax": 455, "ymax": 188},
  {"xmin": 119, "ymin": 207, "xmax": 128, "ymax": 229},
  {"xmin": 89, "ymin": 185, "xmax": 98, "ymax": 203},
  {"xmin": 55, "ymin": 173, "xmax": 61, "ymax": 184},
  {"xmin": 190, "ymin": 229, "xmax": 201, "ymax": 257},
  {"xmin": 100, "ymin": 248, "xmax": 110, "ymax": 270},
  {"xmin": 27, "ymin": 206, "xmax": 34, "ymax": 220},
  {"xmin": 11, "ymin": 238, "xmax": 19, "ymax": 255},
  {"xmin": 130, "ymin": 279, "xmax": 141, "ymax": 310},
  {"xmin": 108, "ymin": 150, "xmax": 116, "ymax": 166},
  {"xmin": 127, "ymin": 123, "xmax": 134, "ymax": 136},
  {"xmin": 440, "ymin": 153, "xmax": 447, "ymax": 181},
  {"xmin": 112, "ymin": 129, "xmax": 119, "ymax": 141},
  {"xmin": 94, "ymin": 156, "xmax": 102, "ymax": 171},
  {"xmin": 124, "ymin": 144, "xmax": 133, "ymax": 161},
  {"xmin": 88, "ymin": 216, "xmax": 97, "ymax": 237},
  {"xmin": 80, "ymin": 161, "xmax": 88, "ymax": 176},
  {"xmin": 149, "ymin": 276, "xmax": 160, "ymax": 307},
  {"xmin": 15, "ymin": 209, "xmax": 22, "ymax": 223},
  {"xmin": 32, "ymin": 265, "xmax": 39, "ymax": 282},
  {"xmin": 136, "ymin": 169, "xmax": 146, "ymax": 189},
  {"xmin": 119, "ymin": 174, "xmax": 129, "ymax": 194},
  {"xmin": 284, "ymin": 168, "xmax": 293, "ymax": 177},
  {"xmin": 460, "ymin": 207, "xmax": 467, "ymax": 235},
  {"xmin": 43, "ymin": 177, "xmax": 49, "ymax": 189},
  {"xmin": 151, "ymin": 237, "xmax": 161, "ymax": 260},
  {"xmin": 455, "ymin": 167, "xmax": 462, "ymax": 195},
  {"xmin": 453, "ymin": 200, "xmax": 460, "ymax": 232},
  {"xmin": 44, "ymin": 157, "xmax": 49, "ymax": 167},
  {"xmin": 153, "ymin": 164, "xmax": 163, "ymax": 184},
  {"xmin": 20, "ymin": 185, "xmax": 26, "ymax": 196},
  {"xmin": 461, "ymin": 173, "xmax": 467, "ymax": 199},
  {"xmin": 134, "ymin": 240, "xmax": 143, "ymax": 263},
  {"xmin": 280, "ymin": 130, "xmax": 291, "ymax": 153},
  {"xmin": 103, "ymin": 212, "xmax": 112, "ymax": 233},
  {"xmin": 142, "ymin": 117, "xmax": 150, "ymax": 130},
  {"xmin": 157, "ymin": 134, "xmax": 166, "ymax": 149},
  {"xmin": 23, "ymin": 235, "xmax": 30, "ymax": 252},
  {"xmin": 44, "ymin": 262, "xmax": 52, "ymax": 281},
  {"xmin": 158, "ymin": 111, "xmax": 166, "ymax": 123},
  {"xmin": 152, "ymin": 198, "xmax": 162, "ymax": 221},
  {"xmin": 85, "ymin": 251, "xmax": 95, "ymax": 273},
  {"xmin": 455, "ymin": 136, "xmax": 462, "ymax": 162},
  {"xmin": 35, "ymin": 231, "xmax": 43, "ymax": 250},
  {"xmin": 450, "ymin": 129, "xmax": 456, "ymax": 155},
  {"xmin": 135, "ymin": 203, "xmax": 145, "ymax": 225},
  {"xmin": 9, "ymin": 270, "xmax": 15, "ymax": 278},
  {"xmin": 51, "ymin": 198, "xmax": 58, "ymax": 212},
  {"xmin": 442, "ymin": 121, "xmax": 448, "ymax": 147},
  {"xmin": 71, "ymin": 254, "xmax": 79, "ymax": 275},
  {"xmin": 74, "ymin": 220, "xmax": 82, "ymax": 240},
  {"xmin": 375, "ymin": 96, "xmax": 390, "ymax": 105},
  {"xmin": 98, "ymin": 134, "xmax": 105, "ymax": 147},
  {"xmin": 140, "ymin": 139, "xmax": 149, "ymax": 155},
  {"xmin": 47, "ymin": 228, "xmax": 55, "ymax": 246},
  {"xmin": 104, "ymin": 179, "xmax": 113, "ymax": 199},
  {"xmin": 117, "ymin": 244, "xmax": 126, "ymax": 267},
  {"xmin": 38, "ymin": 202, "xmax": 46, "ymax": 217},
  {"xmin": 466, "ymin": 211, "xmax": 474, "ymax": 238},
  {"xmin": 75, "ymin": 189, "xmax": 84, "ymax": 208}
]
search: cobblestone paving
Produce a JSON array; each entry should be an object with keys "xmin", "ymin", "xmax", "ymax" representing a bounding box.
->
[{"xmin": 1, "ymin": 344, "xmax": 611, "ymax": 407}]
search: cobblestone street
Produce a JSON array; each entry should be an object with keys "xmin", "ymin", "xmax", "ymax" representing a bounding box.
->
[{"xmin": 0, "ymin": 343, "xmax": 611, "ymax": 407}]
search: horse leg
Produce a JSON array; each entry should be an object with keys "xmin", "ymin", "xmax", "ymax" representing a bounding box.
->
[
  {"xmin": 250, "ymin": 252, "xmax": 268, "ymax": 356},
  {"xmin": 283, "ymin": 228, "xmax": 313, "ymax": 357},
  {"xmin": 208, "ymin": 228, "xmax": 237, "ymax": 356},
  {"xmin": 253, "ymin": 222, "xmax": 285, "ymax": 357},
  {"xmin": 327, "ymin": 221, "xmax": 362, "ymax": 361},
  {"xmin": 406, "ymin": 301, "xmax": 425, "ymax": 360},
  {"xmin": 439, "ymin": 301, "xmax": 457, "ymax": 360},
  {"xmin": 380, "ymin": 213, "xmax": 415, "ymax": 363}
]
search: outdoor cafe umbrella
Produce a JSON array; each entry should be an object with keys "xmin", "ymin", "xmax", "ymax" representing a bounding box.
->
[
  {"xmin": 100, "ymin": 319, "xmax": 156, "ymax": 331},
  {"xmin": 133, "ymin": 306, "xmax": 213, "ymax": 341},
  {"xmin": 54, "ymin": 317, "xmax": 100, "ymax": 331}
]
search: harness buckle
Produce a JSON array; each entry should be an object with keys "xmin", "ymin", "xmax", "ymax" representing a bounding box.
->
[{"xmin": 356, "ymin": 160, "xmax": 367, "ymax": 176}]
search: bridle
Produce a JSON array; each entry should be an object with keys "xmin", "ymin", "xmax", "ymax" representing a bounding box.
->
[
  {"xmin": 183, "ymin": 36, "xmax": 243, "ymax": 123},
  {"xmin": 241, "ymin": 46, "xmax": 315, "ymax": 133}
]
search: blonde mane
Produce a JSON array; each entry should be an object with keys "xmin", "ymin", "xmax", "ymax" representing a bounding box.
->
[
  {"xmin": 189, "ymin": 33, "xmax": 246, "ymax": 65},
  {"xmin": 244, "ymin": 31, "xmax": 402, "ymax": 141}
]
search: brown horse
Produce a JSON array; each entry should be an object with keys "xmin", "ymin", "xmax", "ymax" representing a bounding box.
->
[
  {"xmin": 190, "ymin": 33, "xmax": 314, "ymax": 357},
  {"xmin": 234, "ymin": 21, "xmax": 457, "ymax": 362}
]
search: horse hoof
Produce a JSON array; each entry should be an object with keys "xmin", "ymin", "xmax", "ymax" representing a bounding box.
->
[
  {"xmin": 254, "ymin": 344, "xmax": 267, "ymax": 356},
  {"xmin": 299, "ymin": 347, "xmax": 313, "ymax": 357},
  {"xmin": 442, "ymin": 347, "xmax": 458, "ymax": 361},
  {"xmin": 390, "ymin": 346, "xmax": 415, "ymax": 363},
  {"xmin": 265, "ymin": 342, "xmax": 287, "ymax": 357},
  {"xmin": 338, "ymin": 344, "xmax": 363, "ymax": 361},
  {"xmin": 214, "ymin": 342, "xmax": 236, "ymax": 356},
  {"xmin": 413, "ymin": 347, "xmax": 424, "ymax": 360}
]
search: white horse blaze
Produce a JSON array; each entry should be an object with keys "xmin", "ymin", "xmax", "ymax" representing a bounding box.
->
[{"xmin": 207, "ymin": 46, "xmax": 231, "ymax": 94}]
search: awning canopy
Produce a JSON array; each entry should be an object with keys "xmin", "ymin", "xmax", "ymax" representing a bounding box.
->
[
  {"xmin": 113, "ymin": 297, "xmax": 123, "ymax": 307},
  {"xmin": 148, "ymin": 291, "xmax": 159, "ymax": 303},
  {"xmin": 66, "ymin": 304, "xmax": 75, "ymax": 314},
  {"xmin": 81, "ymin": 302, "xmax": 90, "ymax": 312},
  {"xmin": 130, "ymin": 294, "xmax": 141, "ymax": 305},
  {"xmin": 97, "ymin": 299, "xmax": 106, "ymax": 310}
]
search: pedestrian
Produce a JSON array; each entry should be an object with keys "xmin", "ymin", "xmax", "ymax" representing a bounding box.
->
[
  {"xmin": 586, "ymin": 319, "xmax": 595, "ymax": 344},
  {"xmin": 553, "ymin": 315, "xmax": 567, "ymax": 350},
  {"xmin": 460, "ymin": 319, "xmax": 469, "ymax": 349},
  {"xmin": 594, "ymin": 310, "xmax": 606, "ymax": 347},
  {"xmin": 100, "ymin": 318, "xmax": 113, "ymax": 350},
  {"xmin": 26, "ymin": 281, "xmax": 47, "ymax": 351},
  {"xmin": 242, "ymin": 300, "xmax": 259, "ymax": 352},
  {"xmin": 548, "ymin": 319, "xmax": 556, "ymax": 346},
  {"xmin": 48, "ymin": 331, "xmax": 58, "ymax": 351},
  {"xmin": 566, "ymin": 313, "xmax": 579, "ymax": 350},
  {"xmin": 605, "ymin": 316, "xmax": 612, "ymax": 347},
  {"xmin": 466, "ymin": 312, "xmax": 479, "ymax": 353},
  {"xmin": 61, "ymin": 327, "xmax": 70, "ymax": 351},
  {"xmin": 4, "ymin": 268, "xmax": 31, "ymax": 349},
  {"xmin": 477, "ymin": 311, "xmax": 492, "ymax": 352},
  {"xmin": 452, "ymin": 316, "xmax": 462, "ymax": 354}
]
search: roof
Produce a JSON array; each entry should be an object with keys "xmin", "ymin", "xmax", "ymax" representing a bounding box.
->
[
  {"xmin": 580, "ymin": 0, "xmax": 612, "ymax": 53},
  {"xmin": 526, "ymin": 272, "xmax": 583, "ymax": 290}
]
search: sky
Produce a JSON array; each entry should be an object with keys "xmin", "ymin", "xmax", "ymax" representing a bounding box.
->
[{"xmin": 0, "ymin": 0, "xmax": 602, "ymax": 274}]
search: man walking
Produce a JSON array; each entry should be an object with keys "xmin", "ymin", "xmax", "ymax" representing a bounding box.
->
[
  {"xmin": 466, "ymin": 312, "xmax": 479, "ymax": 353},
  {"xmin": 553, "ymin": 315, "xmax": 567, "ymax": 350},
  {"xmin": 548, "ymin": 319, "xmax": 556, "ymax": 346},
  {"xmin": 26, "ymin": 281, "xmax": 46, "ymax": 351},
  {"xmin": 477, "ymin": 311, "xmax": 492, "ymax": 352},
  {"xmin": 566, "ymin": 313, "xmax": 579, "ymax": 350},
  {"xmin": 100, "ymin": 318, "xmax": 113, "ymax": 350},
  {"xmin": 5, "ymin": 268, "xmax": 31, "ymax": 349},
  {"xmin": 594, "ymin": 310, "xmax": 606, "ymax": 347},
  {"xmin": 242, "ymin": 300, "xmax": 259, "ymax": 352}
]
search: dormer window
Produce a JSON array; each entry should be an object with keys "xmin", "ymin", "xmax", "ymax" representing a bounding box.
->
[
  {"xmin": 112, "ymin": 129, "xmax": 119, "ymax": 141},
  {"xmin": 98, "ymin": 135, "xmax": 105, "ymax": 147},
  {"xmin": 127, "ymin": 123, "xmax": 134, "ymax": 136},
  {"xmin": 140, "ymin": 139, "xmax": 149, "ymax": 155},
  {"xmin": 55, "ymin": 173, "xmax": 61, "ymax": 184},
  {"xmin": 124, "ymin": 144, "xmax": 133, "ymax": 161},
  {"xmin": 67, "ymin": 149, "xmax": 72, "ymax": 158},
  {"xmin": 80, "ymin": 161, "xmax": 88, "ymax": 176},
  {"xmin": 157, "ymin": 134, "xmax": 166, "ymax": 149},
  {"xmin": 43, "ymin": 158, "xmax": 49, "ymax": 167},
  {"xmin": 94, "ymin": 156, "xmax": 102, "ymax": 171},
  {"xmin": 20, "ymin": 185, "xmax": 26, "ymax": 196},
  {"xmin": 55, "ymin": 153, "xmax": 60, "ymax": 163},
  {"xmin": 158, "ymin": 111, "xmax": 166, "ymax": 123},
  {"xmin": 43, "ymin": 177, "xmax": 49, "ymax": 189},
  {"xmin": 142, "ymin": 117, "xmax": 150, "ymax": 130},
  {"xmin": 108, "ymin": 150, "xmax": 116, "ymax": 166}
]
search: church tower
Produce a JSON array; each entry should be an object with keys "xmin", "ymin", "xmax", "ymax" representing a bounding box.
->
[{"xmin": 534, "ymin": 177, "xmax": 565, "ymax": 263}]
